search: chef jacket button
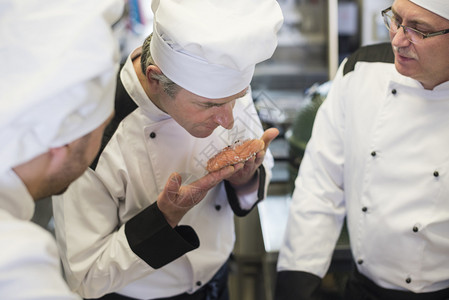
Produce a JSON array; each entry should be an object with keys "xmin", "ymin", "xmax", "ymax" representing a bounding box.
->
[
  {"xmin": 357, "ymin": 259, "xmax": 364, "ymax": 265},
  {"xmin": 406, "ymin": 277, "xmax": 412, "ymax": 284},
  {"xmin": 392, "ymin": 89, "xmax": 397, "ymax": 95},
  {"xmin": 196, "ymin": 281, "xmax": 202, "ymax": 287},
  {"xmin": 433, "ymin": 171, "xmax": 439, "ymax": 177},
  {"xmin": 362, "ymin": 206, "xmax": 368, "ymax": 212},
  {"xmin": 413, "ymin": 226, "xmax": 419, "ymax": 232},
  {"xmin": 215, "ymin": 205, "xmax": 221, "ymax": 211},
  {"xmin": 371, "ymin": 151, "xmax": 376, "ymax": 157},
  {"xmin": 149, "ymin": 132, "xmax": 156, "ymax": 139}
]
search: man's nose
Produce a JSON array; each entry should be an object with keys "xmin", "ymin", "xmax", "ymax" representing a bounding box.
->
[
  {"xmin": 391, "ymin": 26, "xmax": 411, "ymax": 47},
  {"xmin": 214, "ymin": 102, "xmax": 234, "ymax": 130}
]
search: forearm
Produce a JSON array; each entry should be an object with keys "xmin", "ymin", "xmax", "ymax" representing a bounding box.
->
[
  {"xmin": 277, "ymin": 71, "xmax": 348, "ymax": 279},
  {"xmin": 125, "ymin": 202, "xmax": 199, "ymax": 268},
  {"xmin": 57, "ymin": 203, "xmax": 199, "ymax": 298},
  {"xmin": 53, "ymin": 170, "xmax": 199, "ymax": 298},
  {"xmin": 225, "ymin": 162, "xmax": 270, "ymax": 216}
]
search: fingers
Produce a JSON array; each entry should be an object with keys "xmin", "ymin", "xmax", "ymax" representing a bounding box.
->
[
  {"xmin": 254, "ymin": 150, "xmax": 266, "ymax": 166},
  {"xmin": 261, "ymin": 127, "xmax": 279, "ymax": 151},
  {"xmin": 158, "ymin": 165, "xmax": 245, "ymax": 227},
  {"xmin": 165, "ymin": 165, "xmax": 242, "ymax": 205},
  {"xmin": 241, "ymin": 155, "xmax": 257, "ymax": 171},
  {"xmin": 164, "ymin": 172, "xmax": 182, "ymax": 202},
  {"xmin": 157, "ymin": 172, "xmax": 186, "ymax": 227},
  {"xmin": 195, "ymin": 164, "xmax": 243, "ymax": 190}
]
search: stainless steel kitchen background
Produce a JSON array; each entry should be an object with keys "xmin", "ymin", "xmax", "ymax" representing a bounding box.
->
[{"xmin": 31, "ymin": 1, "xmax": 394, "ymax": 299}]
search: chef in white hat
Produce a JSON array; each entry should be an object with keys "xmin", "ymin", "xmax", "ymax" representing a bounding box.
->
[
  {"xmin": 0, "ymin": 0, "xmax": 123, "ymax": 298},
  {"xmin": 52, "ymin": 0, "xmax": 283, "ymax": 299},
  {"xmin": 276, "ymin": 0, "xmax": 449, "ymax": 299}
]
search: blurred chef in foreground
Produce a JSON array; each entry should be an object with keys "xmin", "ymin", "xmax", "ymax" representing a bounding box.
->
[{"xmin": 0, "ymin": 0, "xmax": 124, "ymax": 298}]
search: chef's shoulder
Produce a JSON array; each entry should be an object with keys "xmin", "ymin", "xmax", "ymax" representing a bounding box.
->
[
  {"xmin": 343, "ymin": 42, "xmax": 394, "ymax": 76},
  {"xmin": 0, "ymin": 214, "xmax": 60, "ymax": 267}
]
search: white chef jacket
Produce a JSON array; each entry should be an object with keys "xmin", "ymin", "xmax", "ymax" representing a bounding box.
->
[
  {"xmin": 52, "ymin": 47, "xmax": 273, "ymax": 299},
  {"xmin": 277, "ymin": 44, "xmax": 449, "ymax": 293},
  {"xmin": 0, "ymin": 169, "xmax": 81, "ymax": 300}
]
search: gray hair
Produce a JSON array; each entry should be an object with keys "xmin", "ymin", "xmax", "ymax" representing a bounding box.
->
[{"xmin": 140, "ymin": 33, "xmax": 180, "ymax": 98}]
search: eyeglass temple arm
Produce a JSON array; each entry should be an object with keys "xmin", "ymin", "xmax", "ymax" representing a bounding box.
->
[{"xmin": 425, "ymin": 29, "xmax": 449, "ymax": 38}]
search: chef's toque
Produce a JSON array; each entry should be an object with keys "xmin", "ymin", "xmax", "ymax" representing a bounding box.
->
[
  {"xmin": 409, "ymin": 0, "xmax": 449, "ymax": 20},
  {"xmin": 0, "ymin": 0, "xmax": 123, "ymax": 173},
  {"xmin": 150, "ymin": 0, "xmax": 284, "ymax": 99}
]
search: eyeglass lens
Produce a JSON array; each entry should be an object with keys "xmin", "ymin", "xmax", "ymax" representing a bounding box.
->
[{"xmin": 383, "ymin": 11, "xmax": 421, "ymax": 43}]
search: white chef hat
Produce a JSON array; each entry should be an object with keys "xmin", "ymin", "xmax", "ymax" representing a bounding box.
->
[
  {"xmin": 150, "ymin": 0, "xmax": 284, "ymax": 99},
  {"xmin": 0, "ymin": 0, "xmax": 123, "ymax": 173},
  {"xmin": 409, "ymin": 0, "xmax": 449, "ymax": 20}
]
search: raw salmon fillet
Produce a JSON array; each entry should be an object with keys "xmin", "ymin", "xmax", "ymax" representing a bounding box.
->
[{"xmin": 206, "ymin": 139, "xmax": 265, "ymax": 172}]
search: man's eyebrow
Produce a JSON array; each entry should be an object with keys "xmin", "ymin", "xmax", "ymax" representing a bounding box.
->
[
  {"xmin": 203, "ymin": 102, "xmax": 225, "ymax": 107},
  {"xmin": 392, "ymin": 7, "xmax": 432, "ymax": 28},
  {"xmin": 200, "ymin": 88, "xmax": 249, "ymax": 107}
]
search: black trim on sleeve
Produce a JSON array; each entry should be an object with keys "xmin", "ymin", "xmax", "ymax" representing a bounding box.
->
[
  {"xmin": 275, "ymin": 271, "xmax": 323, "ymax": 300},
  {"xmin": 224, "ymin": 164, "xmax": 267, "ymax": 217},
  {"xmin": 125, "ymin": 202, "xmax": 199, "ymax": 269},
  {"xmin": 343, "ymin": 43, "xmax": 394, "ymax": 76}
]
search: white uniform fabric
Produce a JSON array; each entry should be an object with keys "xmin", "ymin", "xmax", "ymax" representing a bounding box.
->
[
  {"xmin": 409, "ymin": 0, "xmax": 449, "ymax": 20},
  {"xmin": 277, "ymin": 55, "xmax": 449, "ymax": 293},
  {"xmin": 150, "ymin": 0, "xmax": 283, "ymax": 99},
  {"xmin": 53, "ymin": 47, "xmax": 274, "ymax": 299},
  {"xmin": 0, "ymin": 0, "xmax": 122, "ymax": 172},
  {"xmin": 0, "ymin": 169, "xmax": 80, "ymax": 300}
]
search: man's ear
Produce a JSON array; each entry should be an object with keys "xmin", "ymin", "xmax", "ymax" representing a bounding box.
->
[
  {"xmin": 48, "ymin": 145, "xmax": 69, "ymax": 171},
  {"xmin": 146, "ymin": 65, "xmax": 163, "ymax": 91},
  {"xmin": 12, "ymin": 145, "xmax": 70, "ymax": 199}
]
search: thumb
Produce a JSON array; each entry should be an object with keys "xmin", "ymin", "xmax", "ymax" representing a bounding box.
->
[{"xmin": 261, "ymin": 127, "xmax": 280, "ymax": 151}]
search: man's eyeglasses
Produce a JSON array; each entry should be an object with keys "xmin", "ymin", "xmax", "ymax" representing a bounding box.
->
[{"xmin": 381, "ymin": 6, "xmax": 449, "ymax": 44}]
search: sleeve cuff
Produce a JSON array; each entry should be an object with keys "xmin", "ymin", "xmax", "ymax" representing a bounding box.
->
[
  {"xmin": 124, "ymin": 202, "xmax": 199, "ymax": 269},
  {"xmin": 224, "ymin": 164, "xmax": 267, "ymax": 217},
  {"xmin": 275, "ymin": 271, "xmax": 322, "ymax": 300}
]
